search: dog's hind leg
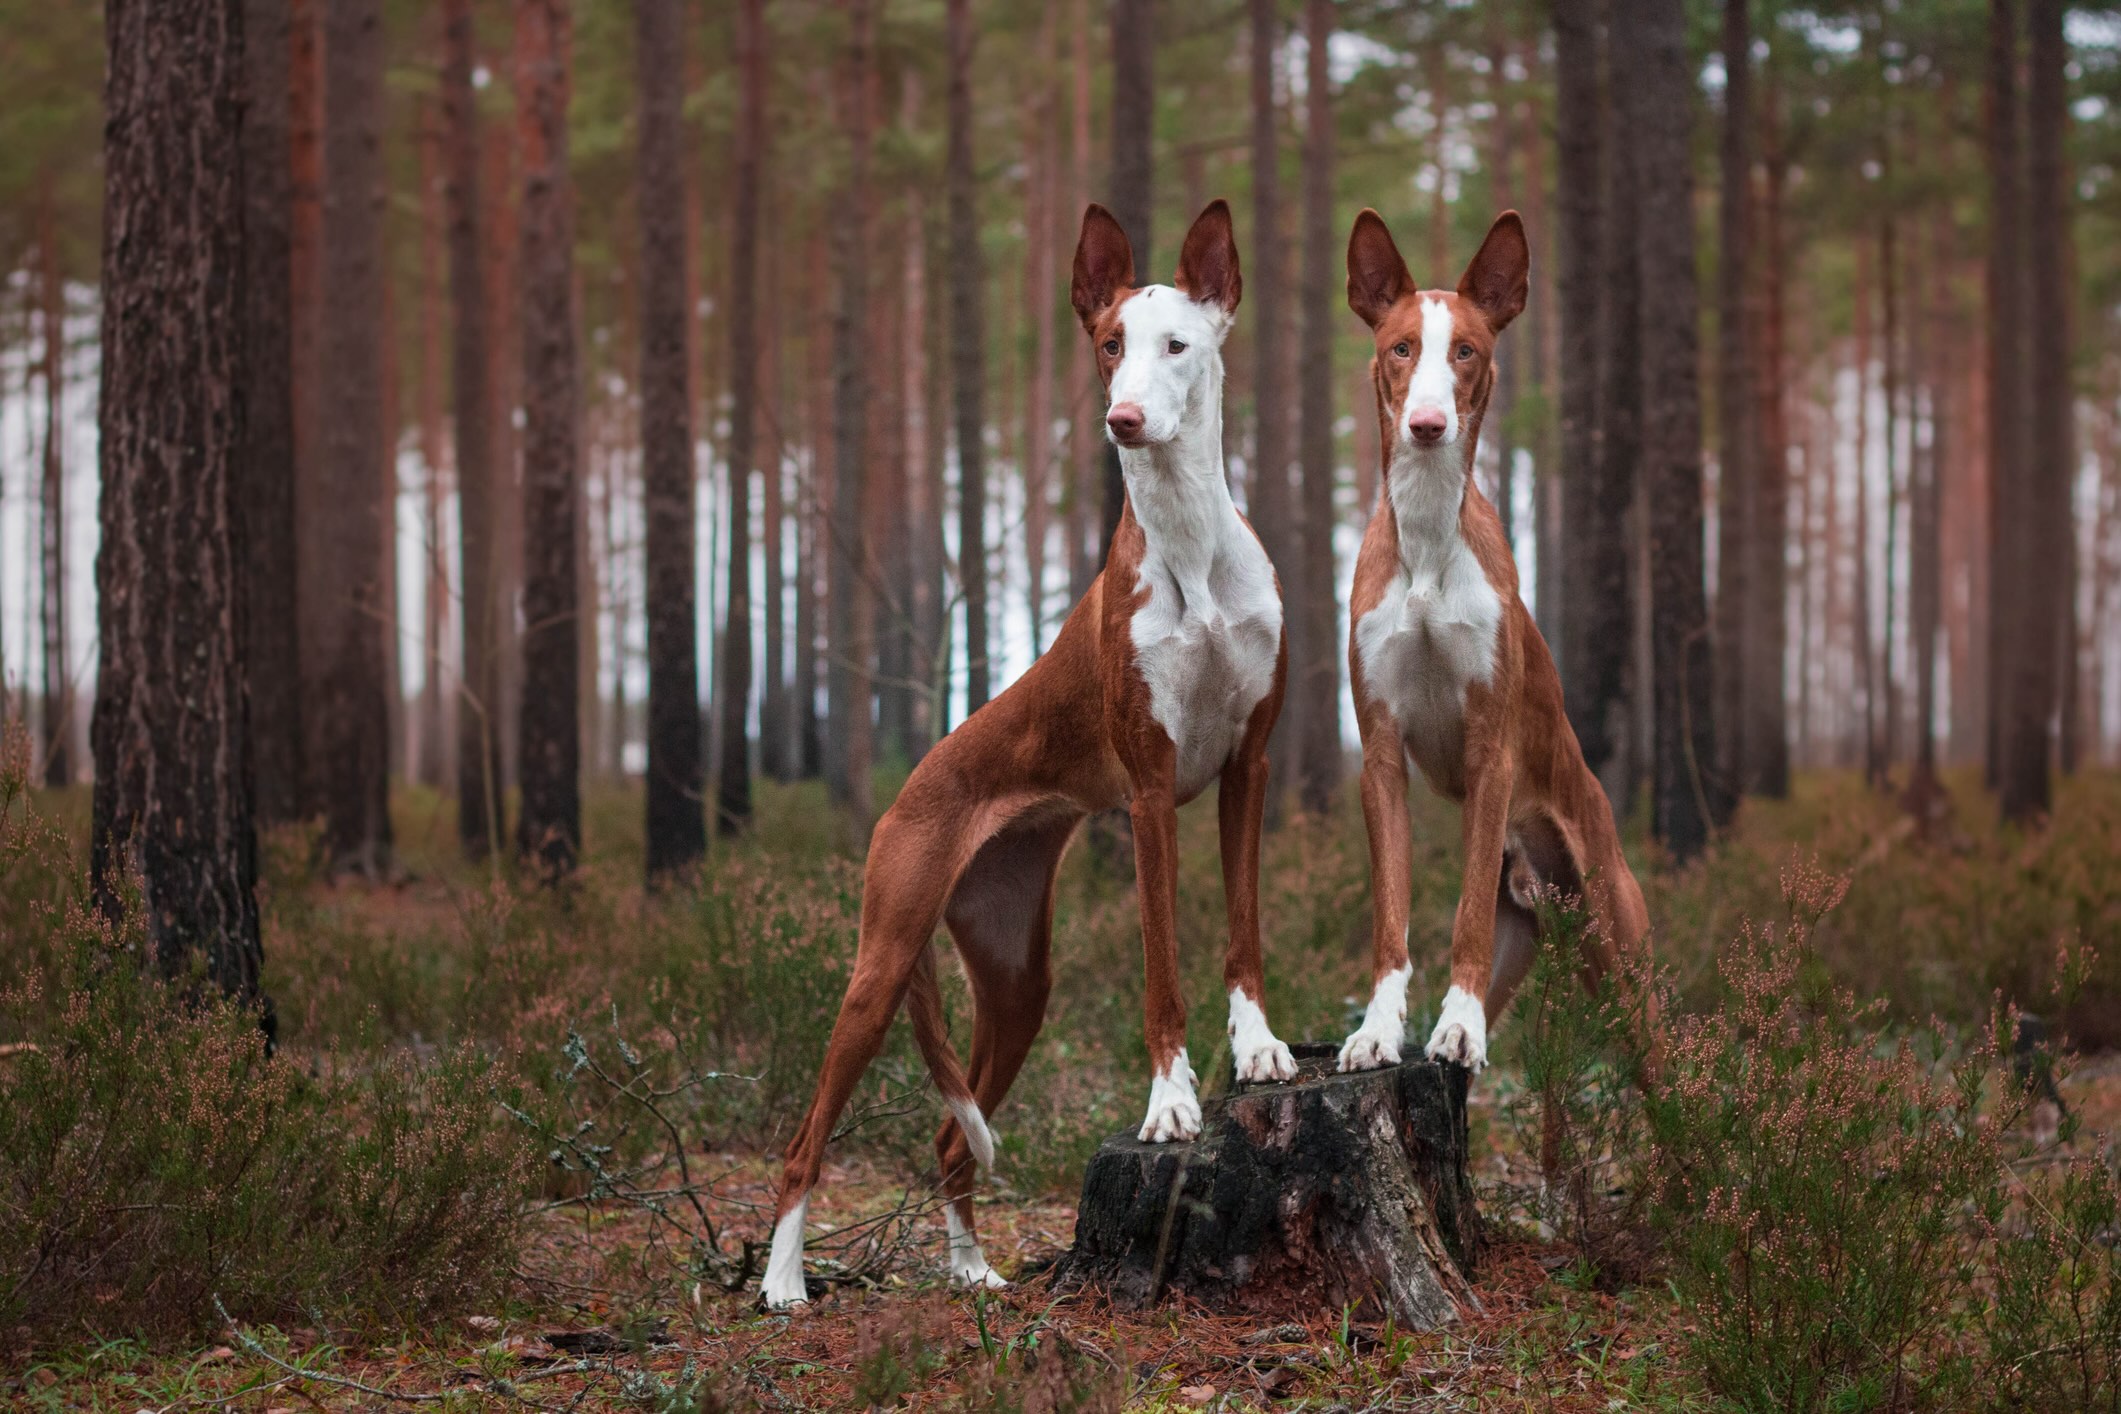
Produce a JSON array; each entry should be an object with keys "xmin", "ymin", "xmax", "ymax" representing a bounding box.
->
[{"xmin": 929, "ymin": 810, "xmax": 1080, "ymax": 1289}]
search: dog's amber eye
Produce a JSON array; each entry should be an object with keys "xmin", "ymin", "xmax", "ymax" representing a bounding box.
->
[
  {"xmin": 1456, "ymin": 343, "xmax": 1474, "ymax": 360},
  {"xmin": 1103, "ymin": 338, "xmax": 1121, "ymax": 357},
  {"xmin": 1392, "ymin": 341, "xmax": 1411, "ymax": 359},
  {"xmin": 1167, "ymin": 339, "xmax": 1186, "ymax": 355}
]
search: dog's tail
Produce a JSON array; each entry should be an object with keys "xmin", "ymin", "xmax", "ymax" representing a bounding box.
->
[{"xmin": 905, "ymin": 945, "xmax": 995, "ymax": 1171}]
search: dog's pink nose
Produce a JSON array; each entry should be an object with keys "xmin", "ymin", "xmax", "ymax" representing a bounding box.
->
[
  {"xmin": 1407, "ymin": 409, "xmax": 1448, "ymax": 445},
  {"xmin": 1107, "ymin": 403, "xmax": 1147, "ymax": 443}
]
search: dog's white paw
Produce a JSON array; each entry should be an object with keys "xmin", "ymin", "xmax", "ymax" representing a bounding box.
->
[
  {"xmin": 945, "ymin": 1207, "xmax": 1010, "ymax": 1291},
  {"xmin": 1424, "ymin": 984, "xmax": 1488, "ymax": 1070},
  {"xmin": 1228, "ymin": 988, "xmax": 1298, "ymax": 1083},
  {"xmin": 1337, "ymin": 1024, "xmax": 1403, "ymax": 1072},
  {"xmin": 1339, "ymin": 964, "xmax": 1411, "ymax": 1071},
  {"xmin": 1138, "ymin": 1052, "xmax": 1202, "ymax": 1142},
  {"xmin": 761, "ymin": 1197, "xmax": 811, "ymax": 1310}
]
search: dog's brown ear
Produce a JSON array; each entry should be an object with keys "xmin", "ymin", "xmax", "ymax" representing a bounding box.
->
[
  {"xmin": 1457, "ymin": 210, "xmax": 1529, "ymax": 333},
  {"xmin": 1072, "ymin": 203, "xmax": 1136, "ymax": 333},
  {"xmin": 1346, "ymin": 209, "xmax": 1413, "ymax": 330},
  {"xmin": 1174, "ymin": 199, "xmax": 1241, "ymax": 313}
]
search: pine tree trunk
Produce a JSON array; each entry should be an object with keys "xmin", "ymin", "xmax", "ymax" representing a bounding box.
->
[
  {"xmin": 1066, "ymin": 0, "xmax": 1098, "ymax": 604},
  {"xmin": 1103, "ymin": 0, "xmax": 1153, "ymax": 564},
  {"xmin": 290, "ymin": 0, "xmax": 325, "ymax": 818},
  {"xmin": 1555, "ymin": 2, "xmax": 1627, "ymax": 795},
  {"xmin": 1296, "ymin": 0, "xmax": 1340, "ymax": 815},
  {"xmin": 797, "ymin": 236, "xmax": 826, "ymax": 782},
  {"xmin": 947, "ymin": 0, "xmax": 990, "ymax": 716},
  {"xmin": 1249, "ymin": 0, "xmax": 1295, "ymax": 820},
  {"xmin": 1024, "ymin": 8, "xmax": 1059, "ymax": 661},
  {"xmin": 1624, "ymin": 0, "xmax": 1719, "ymax": 860},
  {"xmin": 898, "ymin": 82, "xmax": 940, "ymax": 762},
  {"xmin": 1746, "ymin": 98, "xmax": 1792, "ymax": 799},
  {"xmin": 1881, "ymin": 211, "xmax": 1902, "ymax": 784},
  {"xmin": 1906, "ymin": 220, "xmax": 1947, "ymax": 822},
  {"xmin": 442, "ymin": 0, "xmax": 503, "ymax": 860},
  {"xmin": 1712, "ymin": 0, "xmax": 1751, "ymax": 805},
  {"xmin": 415, "ymin": 102, "xmax": 451, "ymax": 792},
  {"xmin": 240, "ymin": 0, "xmax": 304, "ymax": 823},
  {"xmin": 93, "ymin": 0, "xmax": 265, "ymax": 1010},
  {"xmin": 314, "ymin": 0, "xmax": 394, "ymax": 876},
  {"xmin": 762, "ymin": 192, "xmax": 792, "ymax": 781},
  {"xmin": 1985, "ymin": 0, "xmax": 2025, "ymax": 794},
  {"xmin": 37, "ymin": 177, "xmax": 72, "ymax": 789},
  {"xmin": 829, "ymin": 0, "xmax": 876, "ymax": 825},
  {"xmin": 1484, "ymin": 26, "xmax": 1518, "ymax": 550},
  {"xmin": 513, "ymin": 0, "xmax": 580, "ymax": 875},
  {"xmin": 638, "ymin": 0, "xmax": 706, "ymax": 868},
  {"xmin": 2005, "ymin": 0, "xmax": 2071, "ymax": 821}
]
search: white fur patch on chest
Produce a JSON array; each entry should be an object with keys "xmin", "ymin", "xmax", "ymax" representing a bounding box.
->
[
  {"xmin": 1128, "ymin": 492, "xmax": 1282, "ymax": 802},
  {"xmin": 1354, "ymin": 477, "xmax": 1502, "ymax": 787}
]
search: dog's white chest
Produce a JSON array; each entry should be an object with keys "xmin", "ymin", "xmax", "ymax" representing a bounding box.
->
[
  {"xmin": 1354, "ymin": 533, "xmax": 1502, "ymax": 784},
  {"xmin": 1129, "ymin": 517, "xmax": 1282, "ymax": 801}
]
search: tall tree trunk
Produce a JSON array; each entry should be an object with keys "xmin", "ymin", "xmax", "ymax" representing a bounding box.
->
[
  {"xmin": 513, "ymin": 0, "xmax": 580, "ymax": 875},
  {"xmin": 1103, "ymin": 0, "xmax": 1153, "ymax": 563},
  {"xmin": 240, "ymin": 0, "xmax": 304, "ymax": 822},
  {"xmin": 640, "ymin": 0, "xmax": 707, "ymax": 867},
  {"xmin": 415, "ymin": 103, "xmax": 451, "ymax": 791},
  {"xmin": 900, "ymin": 74, "xmax": 940, "ymax": 761},
  {"xmin": 1881, "ymin": 208, "xmax": 1902, "ymax": 784},
  {"xmin": 1746, "ymin": 93, "xmax": 1792, "ymax": 798},
  {"xmin": 762, "ymin": 189, "xmax": 792, "ymax": 780},
  {"xmin": 1853, "ymin": 240, "xmax": 1880, "ymax": 781},
  {"xmin": 290, "ymin": 0, "xmax": 324, "ymax": 819},
  {"xmin": 314, "ymin": 0, "xmax": 394, "ymax": 876},
  {"xmin": 1906, "ymin": 221, "xmax": 1947, "ymax": 822},
  {"xmin": 1249, "ymin": 0, "xmax": 1295, "ymax": 816},
  {"xmin": 1623, "ymin": 0, "xmax": 1719, "ymax": 860},
  {"xmin": 1484, "ymin": 29, "xmax": 1518, "ymax": 549},
  {"xmin": 2004, "ymin": 0, "xmax": 2071, "ymax": 821},
  {"xmin": 829, "ymin": 0, "xmax": 876, "ymax": 825},
  {"xmin": 1067, "ymin": 0, "xmax": 1098, "ymax": 602},
  {"xmin": 1556, "ymin": 2, "xmax": 1629, "ymax": 797},
  {"xmin": 1296, "ymin": 0, "xmax": 1340, "ymax": 814},
  {"xmin": 93, "ymin": 0, "xmax": 265, "ymax": 1011},
  {"xmin": 37, "ymin": 177, "xmax": 72, "ymax": 788},
  {"xmin": 796, "ymin": 235, "xmax": 826, "ymax": 781},
  {"xmin": 484, "ymin": 121, "xmax": 524, "ymax": 798},
  {"xmin": 1712, "ymin": 0, "xmax": 1751, "ymax": 805},
  {"xmin": 1024, "ymin": 6, "xmax": 1059, "ymax": 660},
  {"xmin": 443, "ymin": 0, "xmax": 502, "ymax": 860},
  {"xmin": 1518, "ymin": 49, "xmax": 1562, "ymax": 641},
  {"xmin": 1985, "ymin": 0, "xmax": 2025, "ymax": 794},
  {"xmin": 947, "ymin": 0, "xmax": 990, "ymax": 716}
]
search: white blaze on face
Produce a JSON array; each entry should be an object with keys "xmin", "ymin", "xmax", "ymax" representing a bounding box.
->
[
  {"xmin": 1397, "ymin": 296, "xmax": 1461, "ymax": 448},
  {"xmin": 1106, "ymin": 285, "xmax": 1231, "ymax": 447}
]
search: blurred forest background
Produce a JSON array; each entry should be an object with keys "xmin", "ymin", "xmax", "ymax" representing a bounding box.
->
[{"xmin": 8, "ymin": 0, "xmax": 2121, "ymax": 887}]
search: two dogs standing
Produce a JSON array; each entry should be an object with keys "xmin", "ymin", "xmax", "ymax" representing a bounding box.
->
[{"xmin": 761, "ymin": 199, "xmax": 1650, "ymax": 1310}]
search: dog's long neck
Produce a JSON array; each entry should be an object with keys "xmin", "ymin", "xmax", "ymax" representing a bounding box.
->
[
  {"xmin": 1119, "ymin": 355, "xmax": 1236, "ymax": 593},
  {"xmin": 1386, "ymin": 426, "xmax": 1479, "ymax": 591}
]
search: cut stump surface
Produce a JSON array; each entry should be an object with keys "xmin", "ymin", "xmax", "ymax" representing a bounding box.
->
[{"xmin": 1054, "ymin": 1044, "xmax": 1479, "ymax": 1329}]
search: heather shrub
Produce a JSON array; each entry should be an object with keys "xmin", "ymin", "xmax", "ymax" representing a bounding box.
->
[{"xmin": 0, "ymin": 733, "xmax": 535, "ymax": 1344}]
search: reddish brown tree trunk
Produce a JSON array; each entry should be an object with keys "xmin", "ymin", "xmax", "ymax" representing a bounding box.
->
[
  {"xmin": 1746, "ymin": 84, "xmax": 1791, "ymax": 798},
  {"xmin": 1296, "ymin": 0, "xmax": 1340, "ymax": 814},
  {"xmin": 1023, "ymin": 5, "xmax": 1059, "ymax": 660},
  {"xmin": 1066, "ymin": 0, "xmax": 1097, "ymax": 603},
  {"xmin": 1712, "ymin": 0, "xmax": 1752, "ymax": 803},
  {"xmin": 948, "ymin": 0, "xmax": 991, "ymax": 714},
  {"xmin": 93, "ymin": 0, "xmax": 264, "ymax": 1010},
  {"xmin": 829, "ymin": 0, "xmax": 877, "ymax": 826},
  {"xmin": 1103, "ymin": 0, "xmax": 1153, "ymax": 563},
  {"xmin": 900, "ymin": 74, "xmax": 941, "ymax": 761},
  {"xmin": 1249, "ymin": 0, "xmax": 1296, "ymax": 818}
]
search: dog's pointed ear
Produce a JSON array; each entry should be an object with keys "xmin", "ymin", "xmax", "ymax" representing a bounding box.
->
[
  {"xmin": 1457, "ymin": 210, "xmax": 1529, "ymax": 333},
  {"xmin": 1346, "ymin": 209, "xmax": 1413, "ymax": 330},
  {"xmin": 1072, "ymin": 203, "xmax": 1136, "ymax": 333},
  {"xmin": 1174, "ymin": 199, "xmax": 1241, "ymax": 314}
]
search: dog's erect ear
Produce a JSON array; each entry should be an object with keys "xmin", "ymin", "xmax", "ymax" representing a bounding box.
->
[
  {"xmin": 1457, "ymin": 210, "xmax": 1529, "ymax": 333},
  {"xmin": 1072, "ymin": 203, "xmax": 1136, "ymax": 333},
  {"xmin": 1174, "ymin": 199, "xmax": 1241, "ymax": 314},
  {"xmin": 1346, "ymin": 209, "xmax": 1414, "ymax": 330}
]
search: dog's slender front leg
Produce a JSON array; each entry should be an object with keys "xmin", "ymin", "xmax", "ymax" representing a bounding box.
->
[
  {"xmin": 1341, "ymin": 708, "xmax": 1414, "ymax": 1071},
  {"xmin": 1131, "ymin": 775, "xmax": 1199, "ymax": 1142},
  {"xmin": 1218, "ymin": 720, "xmax": 1296, "ymax": 1084},
  {"xmin": 1429, "ymin": 745, "xmax": 1515, "ymax": 1070}
]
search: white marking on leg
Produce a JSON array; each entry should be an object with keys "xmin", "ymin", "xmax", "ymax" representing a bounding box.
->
[
  {"xmin": 761, "ymin": 1195, "xmax": 811, "ymax": 1310},
  {"xmin": 1137, "ymin": 1048, "xmax": 1203, "ymax": 1142},
  {"xmin": 1227, "ymin": 987, "xmax": 1297, "ymax": 1083},
  {"xmin": 1338, "ymin": 963, "xmax": 1411, "ymax": 1071},
  {"xmin": 945, "ymin": 1203, "xmax": 1010, "ymax": 1290},
  {"xmin": 1425, "ymin": 982, "xmax": 1489, "ymax": 1070},
  {"xmin": 947, "ymin": 1096, "xmax": 997, "ymax": 1172}
]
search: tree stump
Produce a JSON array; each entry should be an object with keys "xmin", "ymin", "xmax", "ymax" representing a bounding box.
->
[{"xmin": 1054, "ymin": 1044, "xmax": 1479, "ymax": 1329}]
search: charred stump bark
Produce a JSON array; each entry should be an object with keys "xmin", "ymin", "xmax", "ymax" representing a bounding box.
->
[{"xmin": 1056, "ymin": 1046, "xmax": 1479, "ymax": 1330}]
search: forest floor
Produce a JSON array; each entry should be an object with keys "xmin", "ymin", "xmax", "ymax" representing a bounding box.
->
[{"xmin": 6, "ymin": 766, "xmax": 2120, "ymax": 1410}]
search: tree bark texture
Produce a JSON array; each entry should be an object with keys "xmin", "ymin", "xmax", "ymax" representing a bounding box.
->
[
  {"xmin": 1249, "ymin": 0, "xmax": 1295, "ymax": 817},
  {"xmin": 1746, "ymin": 95, "xmax": 1792, "ymax": 798},
  {"xmin": 1624, "ymin": 0, "xmax": 1720, "ymax": 860},
  {"xmin": 38, "ymin": 178, "xmax": 73, "ymax": 789},
  {"xmin": 643, "ymin": 0, "xmax": 707, "ymax": 867},
  {"xmin": 1712, "ymin": 0, "xmax": 1752, "ymax": 804},
  {"xmin": 947, "ymin": 0, "xmax": 990, "ymax": 717},
  {"xmin": 1057, "ymin": 1048, "xmax": 1477, "ymax": 1330},
  {"xmin": 1103, "ymin": 0, "xmax": 1153, "ymax": 565},
  {"xmin": 514, "ymin": 0, "xmax": 581, "ymax": 875},
  {"xmin": 313, "ymin": 0, "xmax": 393, "ymax": 875},
  {"xmin": 93, "ymin": 0, "xmax": 265, "ymax": 1010},
  {"xmin": 1296, "ymin": 0, "xmax": 1340, "ymax": 814},
  {"xmin": 829, "ymin": 0, "xmax": 877, "ymax": 825}
]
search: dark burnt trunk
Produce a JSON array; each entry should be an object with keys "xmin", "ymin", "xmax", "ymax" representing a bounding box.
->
[
  {"xmin": 93, "ymin": 0, "xmax": 265, "ymax": 1013},
  {"xmin": 643, "ymin": 0, "xmax": 707, "ymax": 867}
]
